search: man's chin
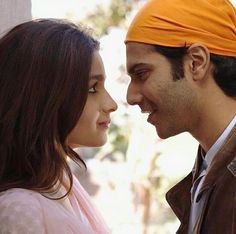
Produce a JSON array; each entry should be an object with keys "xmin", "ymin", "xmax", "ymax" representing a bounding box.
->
[{"xmin": 155, "ymin": 126, "xmax": 173, "ymax": 140}]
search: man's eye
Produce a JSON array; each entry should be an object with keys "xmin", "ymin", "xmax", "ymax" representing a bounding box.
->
[
  {"xmin": 88, "ymin": 83, "xmax": 97, "ymax": 93},
  {"xmin": 134, "ymin": 70, "xmax": 149, "ymax": 80}
]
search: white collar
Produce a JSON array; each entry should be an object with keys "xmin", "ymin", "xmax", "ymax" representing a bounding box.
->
[{"xmin": 203, "ymin": 115, "xmax": 236, "ymax": 168}]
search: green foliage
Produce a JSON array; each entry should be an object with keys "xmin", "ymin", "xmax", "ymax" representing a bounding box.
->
[
  {"xmin": 109, "ymin": 0, "xmax": 132, "ymax": 26},
  {"xmin": 82, "ymin": 0, "xmax": 133, "ymax": 36},
  {"xmin": 90, "ymin": 122, "xmax": 130, "ymax": 161},
  {"xmin": 109, "ymin": 123, "xmax": 129, "ymax": 155}
]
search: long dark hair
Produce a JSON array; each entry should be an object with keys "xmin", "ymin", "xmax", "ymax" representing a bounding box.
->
[{"xmin": 0, "ymin": 19, "xmax": 99, "ymax": 195}]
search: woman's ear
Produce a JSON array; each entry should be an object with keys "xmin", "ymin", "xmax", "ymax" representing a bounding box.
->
[{"xmin": 186, "ymin": 43, "xmax": 211, "ymax": 81}]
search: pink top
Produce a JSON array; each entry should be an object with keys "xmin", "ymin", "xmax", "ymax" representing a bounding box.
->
[{"xmin": 0, "ymin": 175, "xmax": 110, "ymax": 234}]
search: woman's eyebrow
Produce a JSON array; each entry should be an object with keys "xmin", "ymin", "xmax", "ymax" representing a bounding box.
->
[{"xmin": 90, "ymin": 74, "xmax": 105, "ymax": 81}]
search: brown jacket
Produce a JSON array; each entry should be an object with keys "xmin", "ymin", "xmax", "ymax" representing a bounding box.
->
[{"xmin": 166, "ymin": 126, "xmax": 236, "ymax": 234}]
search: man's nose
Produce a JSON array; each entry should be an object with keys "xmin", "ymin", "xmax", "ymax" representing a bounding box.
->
[{"xmin": 126, "ymin": 83, "xmax": 142, "ymax": 105}]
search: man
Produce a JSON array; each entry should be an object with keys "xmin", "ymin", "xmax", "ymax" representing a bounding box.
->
[{"xmin": 125, "ymin": 0, "xmax": 236, "ymax": 233}]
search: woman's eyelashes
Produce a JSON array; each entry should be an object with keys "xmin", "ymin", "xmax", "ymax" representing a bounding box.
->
[{"xmin": 88, "ymin": 82, "xmax": 98, "ymax": 93}]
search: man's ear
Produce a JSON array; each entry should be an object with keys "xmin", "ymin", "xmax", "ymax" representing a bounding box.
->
[{"xmin": 186, "ymin": 43, "xmax": 211, "ymax": 81}]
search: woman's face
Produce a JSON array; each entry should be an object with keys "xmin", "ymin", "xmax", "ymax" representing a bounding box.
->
[{"xmin": 67, "ymin": 51, "xmax": 117, "ymax": 148}]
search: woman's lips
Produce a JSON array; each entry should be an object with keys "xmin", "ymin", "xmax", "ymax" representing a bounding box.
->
[{"xmin": 98, "ymin": 120, "xmax": 111, "ymax": 129}]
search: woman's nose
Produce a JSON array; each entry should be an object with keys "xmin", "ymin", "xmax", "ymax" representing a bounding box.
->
[{"xmin": 103, "ymin": 92, "xmax": 118, "ymax": 113}]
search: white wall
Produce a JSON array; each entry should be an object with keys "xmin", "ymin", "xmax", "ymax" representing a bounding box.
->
[{"xmin": 0, "ymin": 0, "xmax": 32, "ymax": 36}]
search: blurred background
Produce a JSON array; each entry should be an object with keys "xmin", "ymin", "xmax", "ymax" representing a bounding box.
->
[{"xmin": 1, "ymin": 0, "xmax": 236, "ymax": 233}]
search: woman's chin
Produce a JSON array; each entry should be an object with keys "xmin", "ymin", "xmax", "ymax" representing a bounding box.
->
[
  {"xmin": 69, "ymin": 138, "xmax": 108, "ymax": 149},
  {"xmin": 91, "ymin": 139, "xmax": 107, "ymax": 147}
]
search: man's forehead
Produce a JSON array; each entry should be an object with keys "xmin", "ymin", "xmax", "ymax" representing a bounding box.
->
[
  {"xmin": 126, "ymin": 42, "xmax": 155, "ymax": 54},
  {"xmin": 126, "ymin": 42, "xmax": 157, "ymax": 70},
  {"xmin": 126, "ymin": 43, "xmax": 158, "ymax": 75}
]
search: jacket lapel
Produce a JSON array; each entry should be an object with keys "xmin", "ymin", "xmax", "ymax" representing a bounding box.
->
[
  {"xmin": 166, "ymin": 125, "xmax": 236, "ymax": 233},
  {"xmin": 166, "ymin": 173, "xmax": 192, "ymax": 231},
  {"xmin": 197, "ymin": 125, "xmax": 236, "ymax": 200}
]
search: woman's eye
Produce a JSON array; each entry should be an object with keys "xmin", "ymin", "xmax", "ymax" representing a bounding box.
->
[{"xmin": 88, "ymin": 83, "xmax": 97, "ymax": 93}]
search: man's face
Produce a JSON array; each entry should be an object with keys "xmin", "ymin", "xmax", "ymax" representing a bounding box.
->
[{"xmin": 126, "ymin": 42, "xmax": 200, "ymax": 139}]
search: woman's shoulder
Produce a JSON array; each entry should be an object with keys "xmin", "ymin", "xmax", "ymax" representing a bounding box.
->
[
  {"xmin": 0, "ymin": 188, "xmax": 46, "ymax": 234},
  {"xmin": 0, "ymin": 188, "xmax": 42, "ymax": 207}
]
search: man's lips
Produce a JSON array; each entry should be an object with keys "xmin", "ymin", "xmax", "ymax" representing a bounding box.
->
[
  {"xmin": 140, "ymin": 108, "xmax": 157, "ymax": 125},
  {"xmin": 147, "ymin": 111, "xmax": 157, "ymax": 124}
]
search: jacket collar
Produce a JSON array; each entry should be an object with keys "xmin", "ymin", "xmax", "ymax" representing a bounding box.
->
[
  {"xmin": 197, "ymin": 124, "xmax": 236, "ymax": 200},
  {"xmin": 192, "ymin": 147, "xmax": 204, "ymax": 182},
  {"xmin": 166, "ymin": 124, "xmax": 236, "ymax": 229}
]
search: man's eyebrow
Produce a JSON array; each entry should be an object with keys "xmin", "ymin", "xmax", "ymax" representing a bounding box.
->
[
  {"xmin": 89, "ymin": 74, "xmax": 105, "ymax": 81},
  {"xmin": 127, "ymin": 63, "xmax": 147, "ymax": 75}
]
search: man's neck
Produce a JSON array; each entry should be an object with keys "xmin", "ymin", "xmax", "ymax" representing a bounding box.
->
[{"xmin": 191, "ymin": 102, "xmax": 236, "ymax": 152}]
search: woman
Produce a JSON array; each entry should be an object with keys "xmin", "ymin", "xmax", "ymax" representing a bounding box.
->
[{"xmin": 0, "ymin": 19, "xmax": 117, "ymax": 233}]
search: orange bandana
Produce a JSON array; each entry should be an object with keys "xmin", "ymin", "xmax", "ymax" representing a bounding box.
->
[{"xmin": 125, "ymin": 0, "xmax": 236, "ymax": 56}]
